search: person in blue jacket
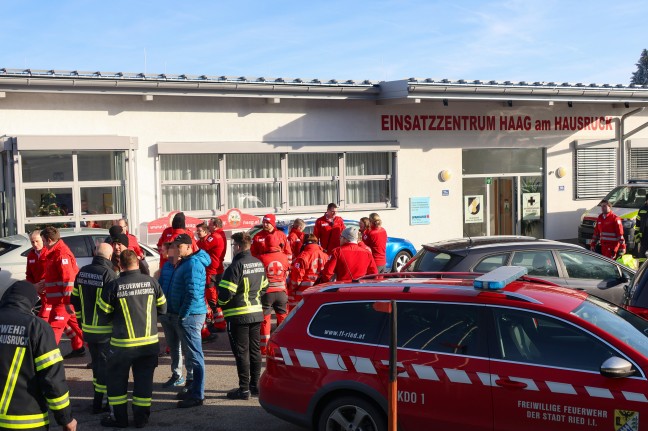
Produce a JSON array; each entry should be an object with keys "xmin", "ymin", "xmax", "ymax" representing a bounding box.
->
[{"xmin": 164, "ymin": 234, "xmax": 210, "ymax": 408}]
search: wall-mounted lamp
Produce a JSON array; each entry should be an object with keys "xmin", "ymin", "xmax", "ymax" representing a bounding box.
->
[
  {"xmin": 567, "ymin": 101, "xmax": 573, "ymax": 108},
  {"xmin": 556, "ymin": 166, "xmax": 567, "ymax": 178},
  {"xmin": 442, "ymin": 99, "xmax": 448, "ymax": 107},
  {"xmin": 507, "ymin": 100, "xmax": 513, "ymax": 107},
  {"xmin": 625, "ymin": 102, "xmax": 630, "ymax": 108},
  {"xmin": 439, "ymin": 169, "xmax": 452, "ymax": 182}
]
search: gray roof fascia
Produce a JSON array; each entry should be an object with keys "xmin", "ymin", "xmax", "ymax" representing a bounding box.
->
[
  {"xmin": 0, "ymin": 69, "xmax": 380, "ymax": 100},
  {"xmin": 402, "ymin": 79, "xmax": 648, "ymax": 104}
]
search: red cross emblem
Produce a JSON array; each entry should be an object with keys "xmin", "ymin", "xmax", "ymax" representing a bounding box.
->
[
  {"xmin": 311, "ymin": 258, "xmax": 323, "ymax": 272},
  {"xmin": 267, "ymin": 261, "xmax": 285, "ymax": 277}
]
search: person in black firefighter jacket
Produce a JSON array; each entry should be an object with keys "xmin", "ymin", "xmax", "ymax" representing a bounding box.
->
[
  {"xmin": 71, "ymin": 243, "xmax": 117, "ymax": 414},
  {"xmin": 218, "ymin": 232, "xmax": 268, "ymax": 400},
  {"xmin": 97, "ymin": 250, "xmax": 167, "ymax": 428},
  {"xmin": 0, "ymin": 280, "xmax": 77, "ymax": 431}
]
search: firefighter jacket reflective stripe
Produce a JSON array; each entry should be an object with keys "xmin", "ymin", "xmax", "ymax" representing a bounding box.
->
[
  {"xmin": 0, "ymin": 285, "xmax": 72, "ymax": 429},
  {"xmin": 217, "ymin": 250, "xmax": 268, "ymax": 324},
  {"xmin": 289, "ymin": 244, "xmax": 329, "ymax": 295},
  {"xmin": 251, "ymin": 229, "xmax": 292, "ymax": 263},
  {"xmin": 71, "ymin": 256, "xmax": 118, "ymax": 343},
  {"xmin": 43, "ymin": 240, "xmax": 79, "ymax": 306},
  {"xmin": 313, "ymin": 215, "xmax": 346, "ymax": 253},
  {"xmin": 634, "ymin": 204, "xmax": 648, "ymax": 245},
  {"xmin": 25, "ymin": 248, "xmax": 48, "ymax": 284},
  {"xmin": 98, "ymin": 269, "xmax": 167, "ymax": 349},
  {"xmin": 591, "ymin": 212, "xmax": 626, "ymax": 251},
  {"xmin": 321, "ymin": 243, "xmax": 379, "ymax": 283},
  {"xmin": 258, "ymin": 251, "xmax": 289, "ymax": 292}
]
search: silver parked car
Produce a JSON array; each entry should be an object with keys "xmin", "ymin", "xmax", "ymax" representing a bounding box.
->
[
  {"xmin": 401, "ymin": 236, "xmax": 634, "ymax": 306},
  {"xmin": 0, "ymin": 228, "xmax": 160, "ymax": 297}
]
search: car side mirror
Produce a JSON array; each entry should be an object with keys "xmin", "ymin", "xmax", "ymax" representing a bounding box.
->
[
  {"xmin": 600, "ymin": 356, "xmax": 635, "ymax": 378},
  {"xmin": 620, "ymin": 274, "xmax": 630, "ymax": 283}
]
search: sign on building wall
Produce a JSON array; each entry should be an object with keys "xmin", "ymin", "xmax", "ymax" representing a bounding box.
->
[
  {"xmin": 409, "ymin": 197, "xmax": 430, "ymax": 225},
  {"xmin": 464, "ymin": 195, "xmax": 484, "ymax": 224},
  {"xmin": 523, "ymin": 193, "xmax": 541, "ymax": 220}
]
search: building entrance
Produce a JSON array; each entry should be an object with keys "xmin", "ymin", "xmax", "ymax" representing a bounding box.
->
[{"xmin": 462, "ymin": 149, "xmax": 544, "ymax": 238}]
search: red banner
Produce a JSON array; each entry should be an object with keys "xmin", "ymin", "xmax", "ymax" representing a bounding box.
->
[
  {"xmin": 146, "ymin": 211, "xmax": 204, "ymax": 234},
  {"xmin": 218, "ymin": 208, "xmax": 260, "ymax": 230}
]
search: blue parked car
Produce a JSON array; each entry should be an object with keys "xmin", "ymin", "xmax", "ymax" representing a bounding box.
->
[{"xmin": 274, "ymin": 217, "xmax": 417, "ymax": 272}]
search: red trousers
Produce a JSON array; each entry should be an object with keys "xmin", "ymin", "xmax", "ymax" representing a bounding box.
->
[
  {"xmin": 260, "ymin": 291, "xmax": 288, "ymax": 355},
  {"xmin": 48, "ymin": 304, "xmax": 84, "ymax": 350}
]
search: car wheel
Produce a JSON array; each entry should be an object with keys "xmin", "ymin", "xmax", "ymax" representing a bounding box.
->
[
  {"xmin": 317, "ymin": 396, "xmax": 386, "ymax": 431},
  {"xmin": 392, "ymin": 250, "xmax": 413, "ymax": 272}
]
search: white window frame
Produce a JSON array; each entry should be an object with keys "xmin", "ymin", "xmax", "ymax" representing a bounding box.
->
[
  {"xmin": 13, "ymin": 136, "xmax": 136, "ymax": 233},
  {"xmin": 573, "ymin": 139, "xmax": 618, "ymax": 200},
  {"xmin": 627, "ymin": 139, "xmax": 648, "ymax": 181},
  {"xmin": 156, "ymin": 141, "xmax": 399, "ymax": 217}
]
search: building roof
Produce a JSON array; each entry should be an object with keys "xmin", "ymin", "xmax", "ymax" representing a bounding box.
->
[{"xmin": 2, "ymin": 68, "xmax": 648, "ymax": 104}]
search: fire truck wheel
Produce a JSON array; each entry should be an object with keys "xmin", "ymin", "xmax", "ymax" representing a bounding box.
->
[{"xmin": 317, "ymin": 395, "xmax": 386, "ymax": 431}]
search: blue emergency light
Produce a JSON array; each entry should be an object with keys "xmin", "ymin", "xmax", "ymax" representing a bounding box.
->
[{"xmin": 473, "ymin": 266, "xmax": 528, "ymax": 290}]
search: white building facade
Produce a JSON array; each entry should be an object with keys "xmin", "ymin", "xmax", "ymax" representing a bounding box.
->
[{"xmin": 1, "ymin": 69, "xmax": 648, "ymax": 247}]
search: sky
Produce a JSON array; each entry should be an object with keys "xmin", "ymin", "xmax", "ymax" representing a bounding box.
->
[{"xmin": 1, "ymin": 0, "xmax": 646, "ymax": 85}]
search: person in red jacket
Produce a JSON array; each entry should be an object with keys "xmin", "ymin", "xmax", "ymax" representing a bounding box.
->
[
  {"xmin": 251, "ymin": 214, "xmax": 292, "ymax": 262},
  {"xmin": 207, "ymin": 218, "xmax": 228, "ymax": 331},
  {"xmin": 288, "ymin": 234, "xmax": 328, "ymax": 310},
  {"xmin": 116, "ymin": 218, "xmax": 144, "ymax": 259},
  {"xmin": 287, "ymin": 219, "xmax": 306, "ymax": 258},
  {"xmin": 157, "ymin": 212, "xmax": 198, "ymax": 268},
  {"xmin": 366, "ymin": 212, "xmax": 388, "ymax": 272},
  {"xmin": 40, "ymin": 226, "xmax": 86, "ymax": 357},
  {"xmin": 26, "ymin": 229, "xmax": 51, "ymax": 319},
  {"xmin": 258, "ymin": 236, "xmax": 289, "ymax": 355},
  {"xmin": 359, "ymin": 217, "xmax": 371, "ymax": 244},
  {"xmin": 321, "ymin": 226, "xmax": 378, "ymax": 283},
  {"xmin": 590, "ymin": 199, "xmax": 626, "ymax": 259},
  {"xmin": 313, "ymin": 203, "xmax": 345, "ymax": 253},
  {"xmin": 196, "ymin": 222, "xmax": 226, "ymax": 334}
]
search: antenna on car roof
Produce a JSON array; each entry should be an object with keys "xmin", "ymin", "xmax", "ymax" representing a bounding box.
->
[{"xmin": 464, "ymin": 230, "xmax": 473, "ymax": 247}]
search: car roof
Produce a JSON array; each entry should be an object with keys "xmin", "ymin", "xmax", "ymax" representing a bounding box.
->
[
  {"xmin": 0, "ymin": 228, "xmax": 110, "ymax": 246},
  {"xmin": 421, "ymin": 236, "xmax": 579, "ymax": 253},
  {"xmin": 305, "ymin": 274, "xmax": 588, "ymax": 315}
]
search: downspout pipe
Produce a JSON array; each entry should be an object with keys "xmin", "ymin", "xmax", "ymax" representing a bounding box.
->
[{"xmin": 619, "ymin": 107, "xmax": 645, "ymax": 182}]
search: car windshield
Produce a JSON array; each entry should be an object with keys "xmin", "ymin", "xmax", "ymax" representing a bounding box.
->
[
  {"xmin": 405, "ymin": 248, "xmax": 464, "ymax": 272},
  {"xmin": 604, "ymin": 186, "xmax": 648, "ymax": 209},
  {"xmin": 571, "ymin": 296, "xmax": 648, "ymax": 357},
  {"xmin": 0, "ymin": 241, "xmax": 19, "ymax": 257}
]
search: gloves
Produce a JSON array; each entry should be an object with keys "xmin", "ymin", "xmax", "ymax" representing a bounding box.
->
[{"xmin": 617, "ymin": 247, "xmax": 626, "ymax": 258}]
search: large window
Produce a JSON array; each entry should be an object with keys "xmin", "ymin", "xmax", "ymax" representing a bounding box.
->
[
  {"xmin": 20, "ymin": 150, "xmax": 127, "ymax": 231},
  {"xmin": 159, "ymin": 151, "xmax": 396, "ymax": 214},
  {"xmin": 161, "ymin": 154, "xmax": 221, "ymax": 212},
  {"xmin": 628, "ymin": 147, "xmax": 648, "ymax": 180},
  {"xmin": 575, "ymin": 148, "xmax": 617, "ymax": 199}
]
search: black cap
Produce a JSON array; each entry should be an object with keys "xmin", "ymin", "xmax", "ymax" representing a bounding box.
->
[
  {"xmin": 112, "ymin": 233, "xmax": 129, "ymax": 247},
  {"xmin": 109, "ymin": 225, "xmax": 123, "ymax": 238},
  {"xmin": 171, "ymin": 233, "xmax": 192, "ymax": 246}
]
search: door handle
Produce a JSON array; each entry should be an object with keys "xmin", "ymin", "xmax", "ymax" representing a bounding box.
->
[{"xmin": 495, "ymin": 378, "xmax": 527, "ymax": 389}]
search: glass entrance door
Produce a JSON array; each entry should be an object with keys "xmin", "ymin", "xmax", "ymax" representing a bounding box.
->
[
  {"xmin": 490, "ymin": 177, "xmax": 515, "ymax": 235},
  {"xmin": 462, "ymin": 148, "xmax": 544, "ymax": 239},
  {"xmin": 462, "ymin": 175, "xmax": 544, "ymax": 238}
]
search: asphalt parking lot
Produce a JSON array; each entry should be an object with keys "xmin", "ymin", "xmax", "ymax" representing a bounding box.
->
[{"xmin": 59, "ymin": 327, "xmax": 304, "ymax": 431}]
